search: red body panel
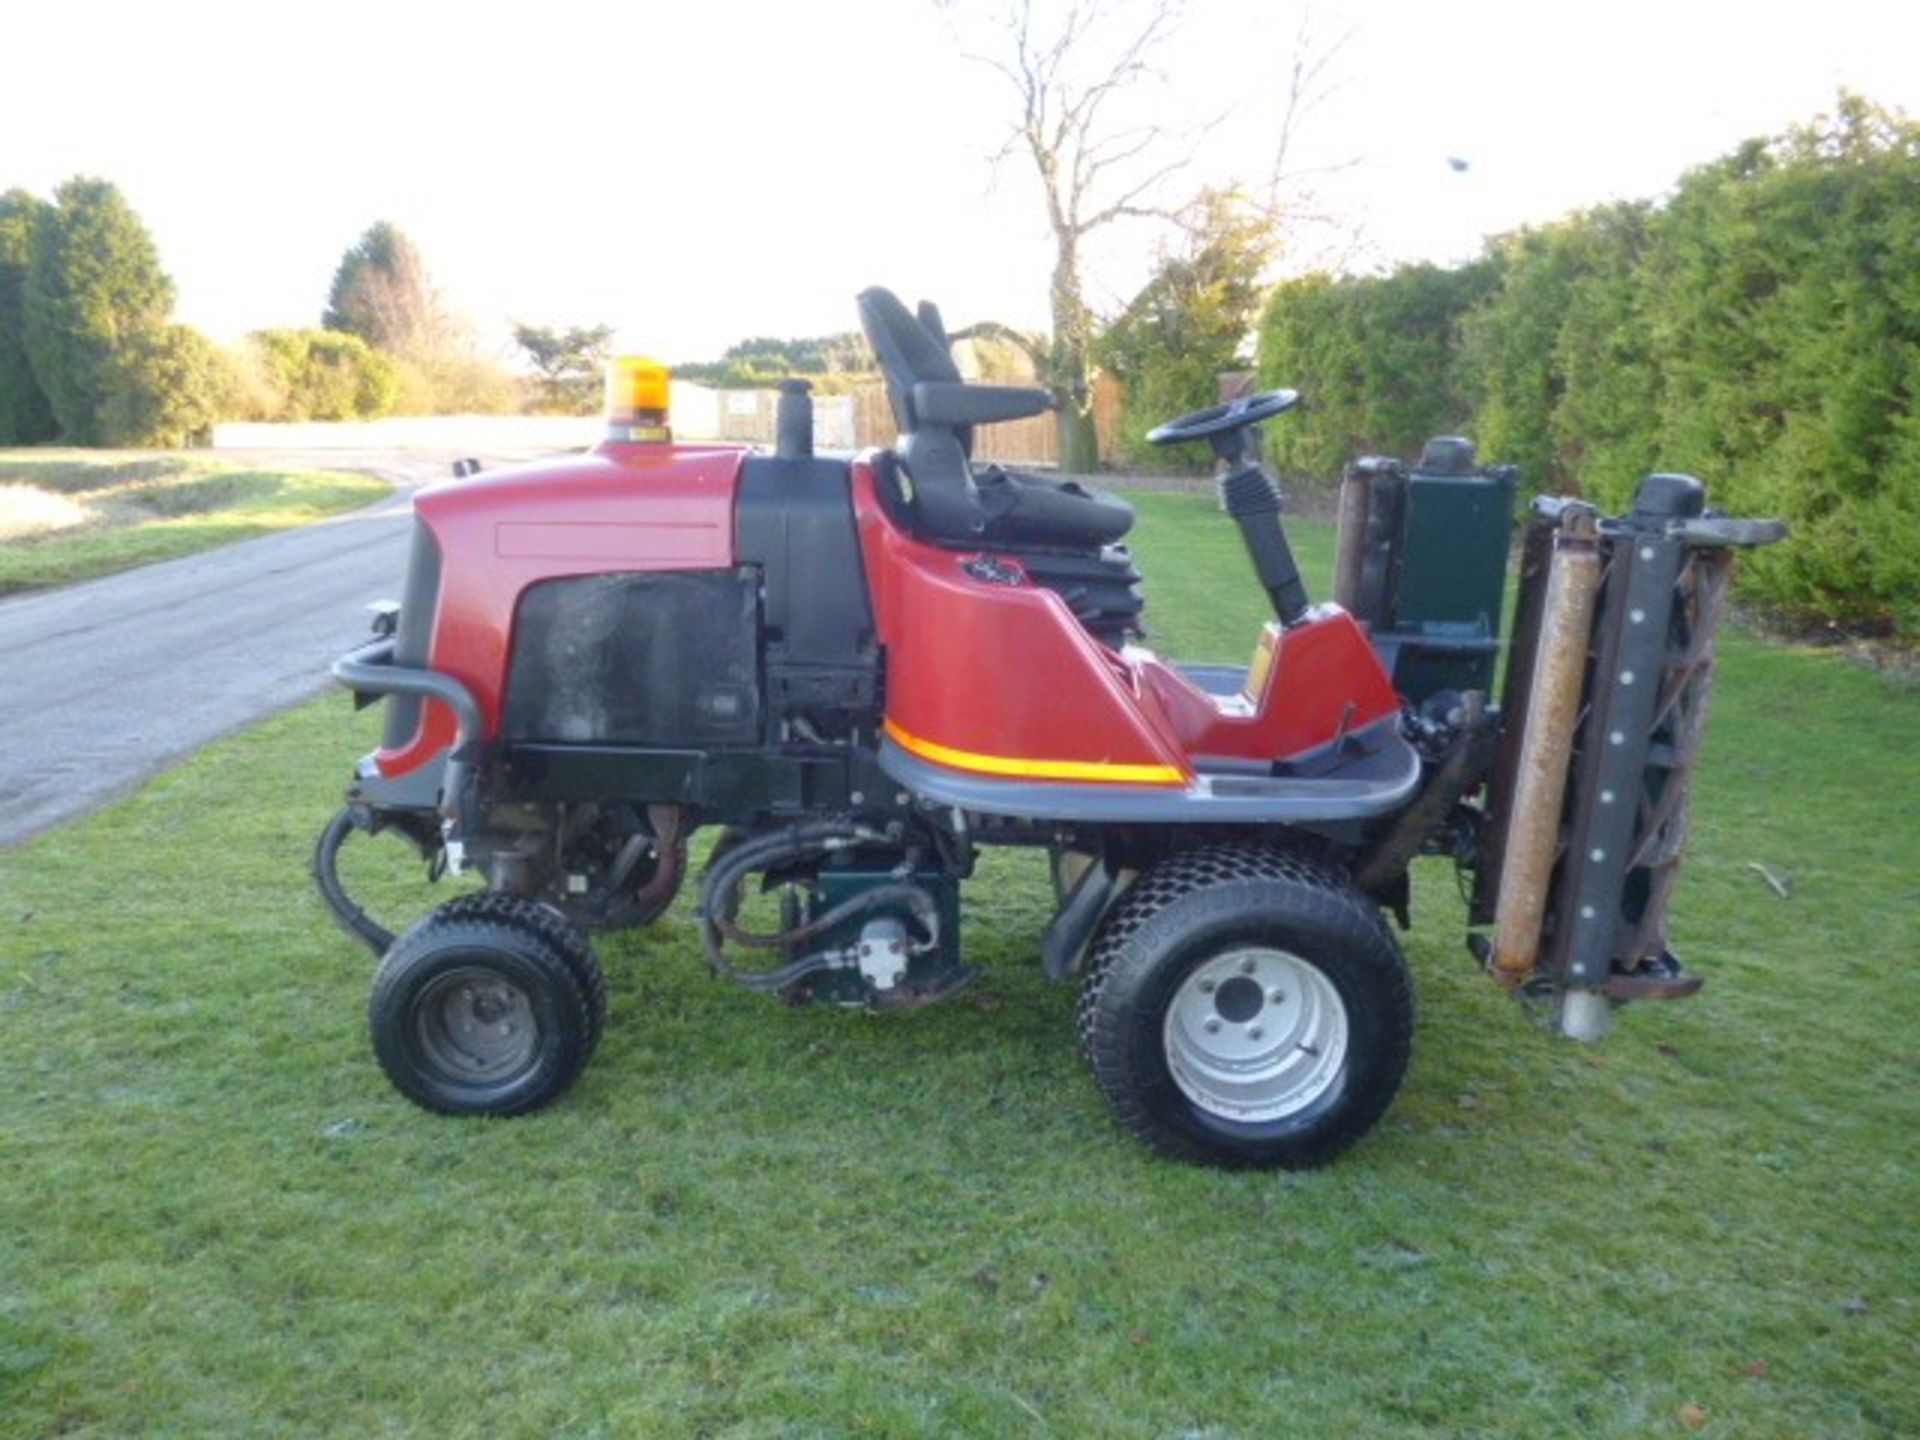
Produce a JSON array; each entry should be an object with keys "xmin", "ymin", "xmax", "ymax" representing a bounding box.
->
[
  {"xmin": 1134, "ymin": 613, "xmax": 1402, "ymax": 762},
  {"xmin": 377, "ymin": 441, "xmax": 747, "ymax": 776},
  {"xmin": 380, "ymin": 444, "xmax": 1401, "ymax": 786},
  {"xmin": 849, "ymin": 461, "xmax": 1192, "ymax": 783},
  {"xmin": 848, "ymin": 457, "xmax": 1400, "ymax": 785}
]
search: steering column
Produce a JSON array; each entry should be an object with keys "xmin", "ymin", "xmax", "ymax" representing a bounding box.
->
[{"xmin": 1147, "ymin": 389, "xmax": 1310, "ymax": 626}]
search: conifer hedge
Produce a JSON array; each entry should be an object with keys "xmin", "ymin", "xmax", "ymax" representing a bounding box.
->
[{"xmin": 1256, "ymin": 97, "xmax": 1920, "ymax": 638}]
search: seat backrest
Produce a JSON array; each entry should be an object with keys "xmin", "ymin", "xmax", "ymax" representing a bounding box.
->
[
  {"xmin": 856, "ymin": 286, "xmax": 983, "ymax": 536},
  {"xmin": 856, "ymin": 287, "xmax": 972, "ymax": 450}
]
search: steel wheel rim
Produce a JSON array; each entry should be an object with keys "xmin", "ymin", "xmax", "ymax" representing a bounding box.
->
[
  {"xmin": 1163, "ymin": 947, "xmax": 1349, "ymax": 1122},
  {"xmin": 414, "ymin": 965, "xmax": 538, "ymax": 1084}
]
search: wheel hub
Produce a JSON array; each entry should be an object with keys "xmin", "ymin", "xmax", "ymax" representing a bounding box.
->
[
  {"xmin": 1163, "ymin": 948, "xmax": 1348, "ymax": 1122},
  {"xmin": 415, "ymin": 965, "xmax": 538, "ymax": 1082}
]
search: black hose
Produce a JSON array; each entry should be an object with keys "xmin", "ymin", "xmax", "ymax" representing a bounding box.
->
[
  {"xmin": 696, "ymin": 821, "xmax": 936, "ymax": 992},
  {"xmin": 313, "ymin": 807, "xmax": 397, "ymax": 957},
  {"xmin": 700, "ymin": 820, "xmax": 880, "ymax": 924},
  {"xmin": 695, "ymin": 821, "xmax": 866, "ymax": 987}
]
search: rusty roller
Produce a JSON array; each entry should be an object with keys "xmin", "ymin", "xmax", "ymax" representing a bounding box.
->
[{"xmin": 1489, "ymin": 502, "xmax": 1603, "ymax": 986}]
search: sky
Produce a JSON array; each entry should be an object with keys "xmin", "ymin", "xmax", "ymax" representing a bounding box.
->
[{"xmin": 4, "ymin": 0, "xmax": 1916, "ymax": 366}]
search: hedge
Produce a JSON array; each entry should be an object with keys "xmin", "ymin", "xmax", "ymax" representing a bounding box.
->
[{"xmin": 1255, "ymin": 96, "xmax": 1920, "ymax": 639}]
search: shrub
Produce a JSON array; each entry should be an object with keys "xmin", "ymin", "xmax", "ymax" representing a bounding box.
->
[
  {"xmin": 1255, "ymin": 93, "xmax": 1920, "ymax": 638},
  {"xmin": 93, "ymin": 324, "xmax": 221, "ymax": 448},
  {"xmin": 1632, "ymin": 99, "xmax": 1920, "ymax": 634},
  {"xmin": 675, "ymin": 332, "xmax": 872, "ymax": 389},
  {"xmin": 1256, "ymin": 261, "xmax": 1495, "ymax": 482},
  {"xmin": 245, "ymin": 328, "xmax": 396, "ymax": 421},
  {"xmin": 1099, "ymin": 192, "xmax": 1274, "ymax": 470},
  {"xmin": 389, "ymin": 351, "xmax": 521, "ymax": 416},
  {"xmin": 217, "ymin": 341, "xmax": 294, "ymax": 422}
]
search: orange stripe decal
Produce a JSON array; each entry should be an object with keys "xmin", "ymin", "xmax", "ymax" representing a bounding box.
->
[{"xmin": 884, "ymin": 717, "xmax": 1185, "ymax": 786}]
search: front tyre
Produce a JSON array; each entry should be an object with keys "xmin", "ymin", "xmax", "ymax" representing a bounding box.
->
[
  {"xmin": 369, "ymin": 896, "xmax": 597, "ymax": 1116},
  {"xmin": 1078, "ymin": 844, "xmax": 1412, "ymax": 1168}
]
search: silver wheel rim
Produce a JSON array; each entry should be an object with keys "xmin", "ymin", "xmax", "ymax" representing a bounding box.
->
[
  {"xmin": 1163, "ymin": 947, "xmax": 1349, "ymax": 1122},
  {"xmin": 415, "ymin": 965, "xmax": 538, "ymax": 1083}
]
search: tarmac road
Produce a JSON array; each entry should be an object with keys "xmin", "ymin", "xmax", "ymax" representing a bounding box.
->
[{"xmin": 0, "ymin": 450, "xmax": 533, "ymax": 848}]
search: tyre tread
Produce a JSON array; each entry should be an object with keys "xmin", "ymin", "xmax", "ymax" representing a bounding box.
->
[
  {"xmin": 1077, "ymin": 841, "xmax": 1411, "ymax": 1167},
  {"xmin": 370, "ymin": 899, "xmax": 596, "ymax": 1116}
]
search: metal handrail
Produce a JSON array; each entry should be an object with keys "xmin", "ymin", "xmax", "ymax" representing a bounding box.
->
[{"xmin": 331, "ymin": 636, "xmax": 482, "ymax": 749}]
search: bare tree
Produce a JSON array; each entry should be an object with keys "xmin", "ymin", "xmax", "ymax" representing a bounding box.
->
[
  {"xmin": 952, "ymin": 0, "xmax": 1350, "ymax": 469},
  {"xmin": 1263, "ymin": 10, "xmax": 1353, "ymax": 210},
  {"xmin": 1260, "ymin": 10, "xmax": 1366, "ymax": 272},
  {"xmin": 953, "ymin": 0, "xmax": 1202, "ymax": 471}
]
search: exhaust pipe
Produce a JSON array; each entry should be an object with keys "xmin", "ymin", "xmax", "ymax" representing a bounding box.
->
[{"xmin": 775, "ymin": 378, "xmax": 814, "ymax": 460}]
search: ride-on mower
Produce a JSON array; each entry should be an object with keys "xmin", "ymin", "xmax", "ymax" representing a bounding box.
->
[{"xmin": 315, "ymin": 286, "xmax": 1783, "ymax": 1167}]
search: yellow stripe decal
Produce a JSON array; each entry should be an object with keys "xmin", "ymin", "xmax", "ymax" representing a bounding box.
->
[{"xmin": 884, "ymin": 718, "xmax": 1184, "ymax": 786}]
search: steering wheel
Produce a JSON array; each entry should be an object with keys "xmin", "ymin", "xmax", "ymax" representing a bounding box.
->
[{"xmin": 1146, "ymin": 388, "xmax": 1299, "ymax": 447}]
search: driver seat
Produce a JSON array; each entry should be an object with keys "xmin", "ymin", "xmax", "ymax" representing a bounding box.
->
[{"xmin": 855, "ymin": 287, "xmax": 1134, "ymax": 549}]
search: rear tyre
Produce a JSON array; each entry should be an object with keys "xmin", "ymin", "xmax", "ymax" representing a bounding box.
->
[
  {"xmin": 1078, "ymin": 844, "xmax": 1412, "ymax": 1168},
  {"xmin": 369, "ymin": 896, "xmax": 597, "ymax": 1116}
]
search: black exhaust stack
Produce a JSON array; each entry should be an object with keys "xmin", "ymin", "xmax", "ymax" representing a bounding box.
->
[{"xmin": 775, "ymin": 378, "xmax": 814, "ymax": 460}]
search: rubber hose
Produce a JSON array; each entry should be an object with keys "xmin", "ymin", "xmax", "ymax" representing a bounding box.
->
[
  {"xmin": 313, "ymin": 807, "xmax": 397, "ymax": 956},
  {"xmin": 697, "ymin": 821, "xmax": 932, "ymax": 990},
  {"xmin": 696, "ymin": 822, "xmax": 869, "ymax": 984}
]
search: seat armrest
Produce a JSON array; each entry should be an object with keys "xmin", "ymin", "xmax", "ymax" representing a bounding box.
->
[{"xmin": 912, "ymin": 381, "xmax": 1053, "ymax": 427}]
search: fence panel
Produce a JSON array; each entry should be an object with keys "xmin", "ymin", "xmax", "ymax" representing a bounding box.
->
[
  {"xmin": 848, "ymin": 373, "xmax": 1120, "ymax": 470},
  {"xmin": 969, "ymin": 412, "xmax": 1059, "ymax": 466}
]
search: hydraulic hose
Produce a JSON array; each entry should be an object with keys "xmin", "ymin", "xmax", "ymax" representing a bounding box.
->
[
  {"xmin": 313, "ymin": 807, "xmax": 398, "ymax": 957},
  {"xmin": 696, "ymin": 821, "xmax": 938, "ymax": 993}
]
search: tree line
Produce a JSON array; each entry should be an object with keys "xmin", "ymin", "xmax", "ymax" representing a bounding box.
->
[
  {"xmin": 0, "ymin": 185, "xmax": 612, "ymax": 446},
  {"xmin": 5, "ymin": 92, "xmax": 1910, "ymax": 637},
  {"xmin": 0, "ymin": 180, "xmax": 222, "ymax": 447},
  {"xmin": 1255, "ymin": 95, "xmax": 1919, "ymax": 640}
]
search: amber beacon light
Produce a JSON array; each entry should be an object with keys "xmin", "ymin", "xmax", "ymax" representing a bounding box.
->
[{"xmin": 605, "ymin": 356, "xmax": 672, "ymax": 442}]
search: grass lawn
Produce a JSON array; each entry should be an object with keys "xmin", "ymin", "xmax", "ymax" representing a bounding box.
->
[
  {"xmin": 1, "ymin": 492, "xmax": 1915, "ymax": 1437},
  {"xmin": 0, "ymin": 452, "xmax": 389, "ymax": 596}
]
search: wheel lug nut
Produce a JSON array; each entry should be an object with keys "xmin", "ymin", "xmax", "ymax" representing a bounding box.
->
[
  {"xmin": 1250, "ymin": 1026, "xmax": 1265, "ymax": 1041},
  {"xmin": 1204, "ymin": 1019, "xmax": 1221, "ymax": 1034},
  {"xmin": 1269, "ymin": 989, "xmax": 1286, "ymax": 1005},
  {"xmin": 1199, "ymin": 979, "xmax": 1216, "ymax": 993},
  {"xmin": 1240, "ymin": 958, "xmax": 1256, "ymax": 975}
]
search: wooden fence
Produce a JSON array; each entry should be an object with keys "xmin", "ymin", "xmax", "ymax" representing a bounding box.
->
[
  {"xmin": 702, "ymin": 374, "xmax": 1122, "ymax": 469},
  {"xmin": 851, "ymin": 374, "xmax": 1120, "ymax": 469}
]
